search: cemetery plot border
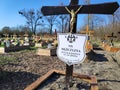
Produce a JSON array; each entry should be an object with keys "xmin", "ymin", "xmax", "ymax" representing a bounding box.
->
[
  {"xmin": 5, "ymin": 45, "xmax": 30, "ymax": 52},
  {"xmin": 36, "ymin": 48, "xmax": 56, "ymax": 56},
  {"xmin": 102, "ymin": 43, "xmax": 120, "ymax": 52},
  {"xmin": 24, "ymin": 69, "xmax": 98, "ymax": 90},
  {"xmin": 0, "ymin": 47, "xmax": 5, "ymax": 54}
]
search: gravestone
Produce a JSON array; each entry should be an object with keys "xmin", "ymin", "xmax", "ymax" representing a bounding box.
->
[
  {"xmin": 24, "ymin": 33, "xmax": 29, "ymax": 46},
  {"xmin": 5, "ymin": 40, "xmax": 10, "ymax": 48},
  {"xmin": 41, "ymin": 0, "xmax": 119, "ymax": 89}
]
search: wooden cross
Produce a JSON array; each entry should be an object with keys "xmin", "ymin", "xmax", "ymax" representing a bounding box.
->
[
  {"xmin": 107, "ymin": 32, "xmax": 117, "ymax": 47},
  {"xmin": 41, "ymin": 0, "xmax": 119, "ymax": 88},
  {"xmin": 80, "ymin": 26, "xmax": 94, "ymax": 37},
  {"xmin": 42, "ymin": 1, "xmax": 119, "ymax": 33}
]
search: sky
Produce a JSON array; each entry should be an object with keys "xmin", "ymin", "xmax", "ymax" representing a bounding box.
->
[{"xmin": 0, "ymin": 0, "xmax": 120, "ymax": 31}]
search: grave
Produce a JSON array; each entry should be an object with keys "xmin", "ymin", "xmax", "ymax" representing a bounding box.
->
[
  {"xmin": 36, "ymin": 48, "xmax": 56, "ymax": 56},
  {"xmin": 24, "ymin": 70, "xmax": 98, "ymax": 90},
  {"xmin": 80, "ymin": 25, "xmax": 94, "ymax": 51},
  {"xmin": 102, "ymin": 32, "xmax": 120, "ymax": 52},
  {"xmin": 35, "ymin": 34, "xmax": 57, "ymax": 56},
  {"xmin": 0, "ymin": 33, "xmax": 32, "ymax": 53},
  {"xmin": 36, "ymin": 40, "xmax": 56, "ymax": 56},
  {"xmin": 25, "ymin": 0, "xmax": 119, "ymax": 89}
]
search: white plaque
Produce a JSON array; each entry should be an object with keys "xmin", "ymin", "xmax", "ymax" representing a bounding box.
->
[{"xmin": 57, "ymin": 33, "xmax": 87, "ymax": 66}]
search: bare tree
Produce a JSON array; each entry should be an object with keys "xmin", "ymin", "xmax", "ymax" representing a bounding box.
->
[
  {"xmin": 19, "ymin": 9, "xmax": 43, "ymax": 35},
  {"xmin": 45, "ymin": 15, "xmax": 58, "ymax": 34},
  {"xmin": 57, "ymin": 15, "xmax": 70, "ymax": 33}
]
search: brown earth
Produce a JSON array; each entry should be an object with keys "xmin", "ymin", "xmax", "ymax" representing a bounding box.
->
[{"xmin": 0, "ymin": 49, "xmax": 120, "ymax": 90}]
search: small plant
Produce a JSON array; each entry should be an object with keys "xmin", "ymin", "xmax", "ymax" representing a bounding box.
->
[
  {"xmin": 0, "ymin": 55, "xmax": 17, "ymax": 66},
  {"xmin": 0, "ymin": 45, "xmax": 4, "ymax": 47}
]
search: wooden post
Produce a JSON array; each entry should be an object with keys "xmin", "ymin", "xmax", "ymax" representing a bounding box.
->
[
  {"xmin": 66, "ymin": 0, "xmax": 78, "ymax": 88},
  {"xmin": 65, "ymin": 65, "xmax": 73, "ymax": 88}
]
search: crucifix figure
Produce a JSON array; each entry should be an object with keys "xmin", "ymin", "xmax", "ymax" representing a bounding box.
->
[{"xmin": 65, "ymin": 6, "xmax": 82, "ymax": 33}]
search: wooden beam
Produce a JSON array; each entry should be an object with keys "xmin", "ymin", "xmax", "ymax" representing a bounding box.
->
[
  {"xmin": 69, "ymin": 0, "xmax": 78, "ymax": 6},
  {"xmin": 25, "ymin": 69, "xmax": 98, "ymax": 90},
  {"xmin": 41, "ymin": 2, "xmax": 119, "ymax": 16},
  {"xmin": 80, "ymin": 30, "xmax": 94, "ymax": 34}
]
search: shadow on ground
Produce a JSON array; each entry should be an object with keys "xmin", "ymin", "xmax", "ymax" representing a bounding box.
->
[
  {"xmin": 0, "ymin": 70, "xmax": 39, "ymax": 90},
  {"xmin": 86, "ymin": 50, "xmax": 108, "ymax": 62},
  {"xmin": 98, "ymin": 79, "xmax": 120, "ymax": 83},
  {"xmin": 93, "ymin": 47, "xmax": 103, "ymax": 50}
]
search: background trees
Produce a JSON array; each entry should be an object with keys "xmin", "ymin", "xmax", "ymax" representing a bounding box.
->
[
  {"xmin": 19, "ymin": 9, "xmax": 43, "ymax": 35},
  {"xmin": 0, "ymin": 1, "xmax": 119, "ymax": 41},
  {"xmin": 44, "ymin": 15, "xmax": 58, "ymax": 34}
]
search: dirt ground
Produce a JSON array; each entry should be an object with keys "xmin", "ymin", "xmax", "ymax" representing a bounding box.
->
[{"xmin": 0, "ymin": 49, "xmax": 120, "ymax": 90}]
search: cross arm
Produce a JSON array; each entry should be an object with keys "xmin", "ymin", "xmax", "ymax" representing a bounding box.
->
[
  {"xmin": 78, "ymin": 2, "xmax": 119, "ymax": 14},
  {"xmin": 107, "ymin": 36, "xmax": 117, "ymax": 38},
  {"xmin": 41, "ymin": 6, "xmax": 69, "ymax": 16},
  {"xmin": 41, "ymin": 2, "xmax": 119, "ymax": 16}
]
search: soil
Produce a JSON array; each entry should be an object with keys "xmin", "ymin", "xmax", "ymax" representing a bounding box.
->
[
  {"xmin": 36, "ymin": 74, "xmax": 91, "ymax": 90},
  {"xmin": 0, "ymin": 49, "xmax": 120, "ymax": 90}
]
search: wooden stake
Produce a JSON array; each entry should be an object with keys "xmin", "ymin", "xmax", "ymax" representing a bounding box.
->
[{"xmin": 65, "ymin": 65, "xmax": 73, "ymax": 88}]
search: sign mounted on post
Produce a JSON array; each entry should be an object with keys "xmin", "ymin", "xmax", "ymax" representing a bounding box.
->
[{"xmin": 57, "ymin": 33, "xmax": 87, "ymax": 66}]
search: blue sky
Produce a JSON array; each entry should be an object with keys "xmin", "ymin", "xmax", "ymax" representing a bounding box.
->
[{"xmin": 0, "ymin": 0, "xmax": 120, "ymax": 30}]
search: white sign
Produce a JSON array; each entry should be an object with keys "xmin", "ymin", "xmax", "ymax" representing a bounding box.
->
[{"xmin": 57, "ymin": 33, "xmax": 87, "ymax": 66}]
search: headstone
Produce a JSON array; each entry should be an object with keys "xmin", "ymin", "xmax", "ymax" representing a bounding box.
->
[
  {"xmin": 24, "ymin": 33, "xmax": 29, "ymax": 46},
  {"xmin": 5, "ymin": 40, "xmax": 10, "ymax": 47},
  {"xmin": 47, "ymin": 43, "xmax": 52, "ymax": 49}
]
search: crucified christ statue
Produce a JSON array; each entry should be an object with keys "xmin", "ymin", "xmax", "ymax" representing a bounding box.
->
[{"xmin": 65, "ymin": 6, "xmax": 82, "ymax": 33}]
